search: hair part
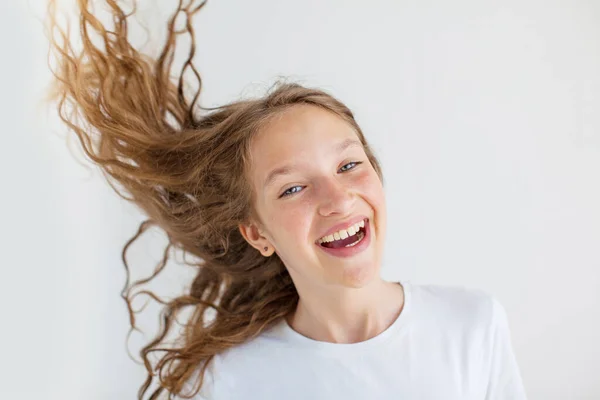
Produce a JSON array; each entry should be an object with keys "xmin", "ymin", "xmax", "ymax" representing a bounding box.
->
[{"xmin": 46, "ymin": 0, "xmax": 384, "ymax": 398}]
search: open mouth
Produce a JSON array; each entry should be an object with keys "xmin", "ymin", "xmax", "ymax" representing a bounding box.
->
[{"xmin": 319, "ymin": 219, "xmax": 368, "ymax": 249}]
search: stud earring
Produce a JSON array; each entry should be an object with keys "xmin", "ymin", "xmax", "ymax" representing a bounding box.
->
[{"xmin": 264, "ymin": 246, "xmax": 268, "ymax": 251}]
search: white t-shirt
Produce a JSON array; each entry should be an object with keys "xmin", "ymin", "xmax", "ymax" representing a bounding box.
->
[{"xmin": 181, "ymin": 281, "xmax": 527, "ymax": 399}]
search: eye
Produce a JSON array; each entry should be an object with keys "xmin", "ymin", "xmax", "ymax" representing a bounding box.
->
[
  {"xmin": 280, "ymin": 185, "xmax": 304, "ymax": 198},
  {"xmin": 278, "ymin": 161, "xmax": 364, "ymax": 198},
  {"xmin": 340, "ymin": 161, "xmax": 362, "ymax": 172}
]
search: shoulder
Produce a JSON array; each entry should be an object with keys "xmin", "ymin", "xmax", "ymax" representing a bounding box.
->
[
  {"xmin": 406, "ymin": 281, "xmax": 504, "ymax": 331},
  {"xmin": 177, "ymin": 323, "xmax": 288, "ymax": 398},
  {"xmin": 175, "ymin": 355, "xmax": 227, "ymax": 400}
]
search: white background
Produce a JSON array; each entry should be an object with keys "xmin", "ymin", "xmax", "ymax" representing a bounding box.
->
[{"xmin": 1, "ymin": 0, "xmax": 599, "ymax": 399}]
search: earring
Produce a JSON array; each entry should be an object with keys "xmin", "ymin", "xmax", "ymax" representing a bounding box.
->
[{"xmin": 264, "ymin": 246, "xmax": 268, "ymax": 251}]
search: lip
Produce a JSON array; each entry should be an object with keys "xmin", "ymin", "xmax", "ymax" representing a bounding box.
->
[
  {"xmin": 315, "ymin": 215, "xmax": 369, "ymax": 243},
  {"xmin": 315, "ymin": 217, "xmax": 371, "ymax": 258}
]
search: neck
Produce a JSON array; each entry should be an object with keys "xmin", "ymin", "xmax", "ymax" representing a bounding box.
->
[{"xmin": 286, "ymin": 279, "xmax": 404, "ymax": 344}]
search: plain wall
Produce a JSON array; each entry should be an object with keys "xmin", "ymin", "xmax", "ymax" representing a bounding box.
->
[{"xmin": 1, "ymin": 0, "xmax": 598, "ymax": 399}]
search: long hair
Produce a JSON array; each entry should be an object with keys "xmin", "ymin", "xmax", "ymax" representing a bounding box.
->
[{"xmin": 46, "ymin": 0, "xmax": 384, "ymax": 398}]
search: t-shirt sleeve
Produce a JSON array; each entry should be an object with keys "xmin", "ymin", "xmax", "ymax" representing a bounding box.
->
[{"xmin": 484, "ymin": 297, "xmax": 528, "ymax": 400}]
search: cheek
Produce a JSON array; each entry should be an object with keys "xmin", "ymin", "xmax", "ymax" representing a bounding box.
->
[
  {"xmin": 273, "ymin": 206, "xmax": 311, "ymax": 240},
  {"xmin": 358, "ymin": 170, "xmax": 386, "ymax": 219},
  {"xmin": 355, "ymin": 168, "xmax": 383, "ymax": 197}
]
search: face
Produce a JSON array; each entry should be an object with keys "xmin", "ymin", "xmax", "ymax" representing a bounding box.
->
[{"xmin": 240, "ymin": 104, "xmax": 387, "ymax": 291}]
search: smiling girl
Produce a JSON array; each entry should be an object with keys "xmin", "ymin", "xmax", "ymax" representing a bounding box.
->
[{"xmin": 46, "ymin": 1, "xmax": 526, "ymax": 399}]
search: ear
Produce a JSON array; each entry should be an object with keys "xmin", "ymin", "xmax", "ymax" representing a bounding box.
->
[{"xmin": 239, "ymin": 221, "xmax": 273, "ymax": 256}]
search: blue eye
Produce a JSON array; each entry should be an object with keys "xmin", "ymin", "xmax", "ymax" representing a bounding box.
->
[
  {"xmin": 340, "ymin": 161, "xmax": 359, "ymax": 172},
  {"xmin": 280, "ymin": 185, "xmax": 303, "ymax": 197},
  {"xmin": 279, "ymin": 161, "xmax": 363, "ymax": 198}
]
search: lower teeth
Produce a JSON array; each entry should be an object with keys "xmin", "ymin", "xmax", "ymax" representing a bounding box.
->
[{"xmin": 344, "ymin": 231, "xmax": 365, "ymax": 247}]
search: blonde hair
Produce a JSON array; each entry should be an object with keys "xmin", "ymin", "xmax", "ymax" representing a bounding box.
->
[{"xmin": 46, "ymin": 0, "xmax": 384, "ymax": 398}]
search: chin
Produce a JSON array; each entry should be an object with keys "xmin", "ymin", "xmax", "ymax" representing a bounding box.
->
[{"xmin": 339, "ymin": 261, "xmax": 379, "ymax": 288}]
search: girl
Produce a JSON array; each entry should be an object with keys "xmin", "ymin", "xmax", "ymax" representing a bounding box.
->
[{"xmin": 47, "ymin": 0, "xmax": 527, "ymax": 399}]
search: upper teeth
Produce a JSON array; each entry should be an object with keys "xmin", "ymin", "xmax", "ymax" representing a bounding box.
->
[{"xmin": 318, "ymin": 219, "xmax": 366, "ymax": 244}]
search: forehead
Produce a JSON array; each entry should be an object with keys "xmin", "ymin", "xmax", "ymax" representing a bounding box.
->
[{"xmin": 249, "ymin": 105, "xmax": 360, "ymax": 183}]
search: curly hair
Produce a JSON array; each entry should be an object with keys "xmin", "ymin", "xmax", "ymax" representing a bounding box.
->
[{"xmin": 46, "ymin": 0, "xmax": 384, "ymax": 398}]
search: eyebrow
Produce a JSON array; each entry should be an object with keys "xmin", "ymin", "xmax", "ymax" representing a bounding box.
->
[{"xmin": 263, "ymin": 138, "xmax": 362, "ymax": 189}]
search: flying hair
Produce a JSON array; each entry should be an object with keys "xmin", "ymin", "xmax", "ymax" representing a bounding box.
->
[{"xmin": 45, "ymin": 0, "xmax": 384, "ymax": 398}]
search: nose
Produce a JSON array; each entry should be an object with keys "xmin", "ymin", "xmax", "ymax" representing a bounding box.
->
[{"xmin": 317, "ymin": 177, "xmax": 356, "ymax": 217}]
